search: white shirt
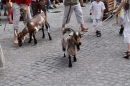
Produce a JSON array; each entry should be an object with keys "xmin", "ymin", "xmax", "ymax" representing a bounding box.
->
[{"xmin": 90, "ymin": 1, "xmax": 105, "ymax": 19}]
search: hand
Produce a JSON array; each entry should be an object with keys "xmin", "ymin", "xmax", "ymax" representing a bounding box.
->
[
  {"xmin": 113, "ymin": 10, "xmax": 118, "ymax": 14},
  {"xmin": 100, "ymin": 15, "xmax": 103, "ymax": 20},
  {"xmin": 23, "ymin": 5, "xmax": 28, "ymax": 11}
]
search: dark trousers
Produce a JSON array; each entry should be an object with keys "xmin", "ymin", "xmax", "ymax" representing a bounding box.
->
[{"xmin": 31, "ymin": 0, "xmax": 46, "ymax": 17}]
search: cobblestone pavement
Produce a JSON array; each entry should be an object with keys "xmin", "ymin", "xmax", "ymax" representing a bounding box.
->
[{"xmin": 0, "ymin": 2, "xmax": 130, "ymax": 86}]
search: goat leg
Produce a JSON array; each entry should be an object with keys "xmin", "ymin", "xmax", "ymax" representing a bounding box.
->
[
  {"xmin": 63, "ymin": 53, "xmax": 66, "ymax": 58},
  {"xmin": 69, "ymin": 55, "xmax": 72, "ymax": 67},
  {"xmin": 73, "ymin": 55, "xmax": 77, "ymax": 62},
  {"xmin": 33, "ymin": 33, "xmax": 37, "ymax": 44},
  {"xmin": 48, "ymin": 32, "xmax": 52, "ymax": 40},
  {"xmin": 62, "ymin": 47, "xmax": 66, "ymax": 58},
  {"xmin": 28, "ymin": 33, "xmax": 32, "ymax": 43},
  {"xmin": 41, "ymin": 26, "xmax": 45, "ymax": 38},
  {"xmin": 46, "ymin": 23, "xmax": 52, "ymax": 40}
]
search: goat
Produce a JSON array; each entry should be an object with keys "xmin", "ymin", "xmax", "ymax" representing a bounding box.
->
[
  {"xmin": 17, "ymin": 12, "xmax": 52, "ymax": 46},
  {"xmin": 62, "ymin": 28, "xmax": 84, "ymax": 67}
]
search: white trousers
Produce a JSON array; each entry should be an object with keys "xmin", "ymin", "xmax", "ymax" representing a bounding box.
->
[
  {"xmin": 93, "ymin": 19, "xmax": 102, "ymax": 31},
  {"xmin": 12, "ymin": 3, "xmax": 31, "ymax": 29},
  {"xmin": 118, "ymin": 13, "xmax": 124, "ymax": 26},
  {"xmin": 62, "ymin": 3, "xmax": 84, "ymax": 25}
]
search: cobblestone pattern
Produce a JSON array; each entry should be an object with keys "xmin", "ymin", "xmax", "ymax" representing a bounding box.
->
[{"xmin": 0, "ymin": 2, "xmax": 130, "ymax": 86}]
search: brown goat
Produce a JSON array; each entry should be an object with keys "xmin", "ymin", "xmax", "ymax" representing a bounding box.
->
[
  {"xmin": 62, "ymin": 28, "xmax": 83, "ymax": 67},
  {"xmin": 17, "ymin": 12, "xmax": 52, "ymax": 46}
]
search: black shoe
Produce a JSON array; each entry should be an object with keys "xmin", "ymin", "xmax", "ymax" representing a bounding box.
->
[
  {"xmin": 96, "ymin": 30, "xmax": 101, "ymax": 37},
  {"xmin": 53, "ymin": 5, "xmax": 57, "ymax": 8},
  {"xmin": 81, "ymin": 5, "xmax": 86, "ymax": 7},
  {"xmin": 49, "ymin": 6, "xmax": 54, "ymax": 9},
  {"xmin": 119, "ymin": 28, "xmax": 124, "ymax": 35}
]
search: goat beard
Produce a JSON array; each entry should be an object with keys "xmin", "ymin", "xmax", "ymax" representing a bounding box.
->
[{"xmin": 77, "ymin": 45, "xmax": 80, "ymax": 51}]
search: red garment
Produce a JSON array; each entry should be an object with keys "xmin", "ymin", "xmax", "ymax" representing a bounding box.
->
[
  {"xmin": 6, "ymin": 0, "xmax": 31, "ymax": 6},
  {"xmin": 8, "ymin": 9, "xmax": 12, "ymax": 16}
]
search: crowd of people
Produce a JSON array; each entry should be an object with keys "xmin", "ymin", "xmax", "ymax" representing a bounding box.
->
[{"xmin": 0, "ymin": 0, "xmax": 130, "ymax": 58}]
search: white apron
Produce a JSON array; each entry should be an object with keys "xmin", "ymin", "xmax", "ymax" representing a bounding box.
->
[{"xmin": 124, "ymin": 4, "xmax": 130, "ymax": 43}]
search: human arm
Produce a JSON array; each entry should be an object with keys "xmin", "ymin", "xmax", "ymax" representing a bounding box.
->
[
  {"xmin": 100, "ymin": 10, "xmax": 104, "ymax": 19},
  {"xmin": 113, "ymin": 1, "xmax": 126, "ymax": 13},
  {"xmin": 100, "ymin": 2, "xmax": 105, "ymax": 20},
  {"xmin": 23, "ymin": 0, "xmax": 31, "ymax": 11}
]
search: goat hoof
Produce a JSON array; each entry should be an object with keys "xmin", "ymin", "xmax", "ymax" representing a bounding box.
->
[
  {"xmin": 34, "ymin": 42, "xmax": 37, "ymax": 44},
  {"xmin": 28, "ymin": 41, "xmax": 31, "ymax": 43},
  {"xmin": 74, "ymin": 60, "xmax": 77, "ymax": 62},
  {"xmin": 49, "ymin": 37, "xmax": 52, "ymax": 40},
  {"xmin": 42, "ymin": 35, "xmax": 45, "ymax": 38},
  {"xmin": 69, "ymin": 64, "xmax": 72, "ymax": 67}
]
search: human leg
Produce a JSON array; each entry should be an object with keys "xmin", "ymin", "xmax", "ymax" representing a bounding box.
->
[
  {"xmin": 39, "ymin": 0, "xmax": 46, "ymax": 15},
  {"xmin": 4, "ymin": 5, "xmax": 7, "ymax": 16},
  {"xmin": 62, "ymin": 6, "xmax": 73, "ymax": 31},
  {"xmin": 46, "ymin": 0, "xmax": 51, "ymax": 12},
  {"xmin": 119, "ymin": 25, "xmax": 124, "ymax": 35},
  {"xmin": 74, "ymin": 4, "xmax": 88, "ymax": 31},
  {"xmin": 8, "ymin": 8, "xmax": 13, "ymax": 24},
  {"xmin": 124, "ymin": 43, "xmax": 130, "ymax": 58},
  {"xmin": 31, "ymin": 1, "xmax": 38, "ymax": 16},
  {"xmin": 118, "ymin": 13, "xmax": 124, "ymax": 35},
  {"xmin": 12, "ymin": 3, "xmax": 21, "ymax": 44},
  {"xmin": 96, "ymin": 19, "xmax": 102, "ymax": 37}
]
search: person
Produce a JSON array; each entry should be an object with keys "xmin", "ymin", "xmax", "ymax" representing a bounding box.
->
[
  {"xmin": 7, "ymin": 1, "xmax": 13, "ymax": 24},
  {"xmin": 46, "ymin": 0, "xmax": 51, "ymax": 12},
  {"xmin": 89, "ymin": 0, "xmax": 105, "ymax": 37},
  {"xmin": 6, "ymin": 0, "xmax": 31, "ymax": 44},
  {"xmin": 31, "ymin": 0, "xmax": 48, "ymax": 30},
  {"xmin": 80, "ymin": 0, "xmax": 85, "ymax": 7},
  {"xmin": 31, "ymin": 0, "xmax": 46, "ymax": 16},
  {"xmin": 61, "ymin": 0, "xmax": 88, "ymax": 31},
  {"xmin": 113, "ymin": 0, "xmax": 130, "ymax": 58},
  {"xmin": 1, "ymin": 0, "xmax": 8, "ymax": 16},
  {"xmin": 115, "ymin": 0, "xmax": 124, "ymax": 35},
  {"xmin": 115, "ymin": 0, "xmax": 122, "ymax": 24}
]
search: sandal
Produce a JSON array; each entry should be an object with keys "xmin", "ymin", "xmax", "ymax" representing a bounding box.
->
[
  {"xmin": 123, "ymin": 51, "xmax": 130, "ymax": 59},
  {"xmin": 81, "ymin": 28, "xmax": 88, "ymax": 32}
]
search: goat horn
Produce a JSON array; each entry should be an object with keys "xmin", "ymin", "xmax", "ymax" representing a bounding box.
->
[{"xmin": 70, "ymin": 28, "xmax": 75, "ymax": 32}]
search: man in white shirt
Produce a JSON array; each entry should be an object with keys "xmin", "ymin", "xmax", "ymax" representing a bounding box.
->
[{"xmin": 90, "ymin": 0, "xmax": 105, "ymax": 37}]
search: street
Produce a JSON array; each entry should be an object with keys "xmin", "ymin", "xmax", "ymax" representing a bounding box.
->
[{"xmin": 0, "ymin": 2, "xmax": 130, "ymax": 86}]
